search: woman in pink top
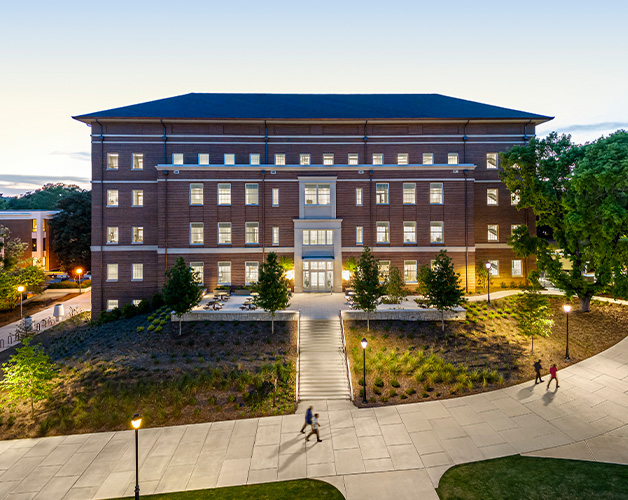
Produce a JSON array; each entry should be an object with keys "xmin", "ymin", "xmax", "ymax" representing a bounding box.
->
[{"xmin": 547, "ymin": 364, "xmax": 559, "ymax": 390}]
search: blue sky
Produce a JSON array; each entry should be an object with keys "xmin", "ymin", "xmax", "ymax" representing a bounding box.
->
[{"xmin": 1, "ymin": 0, "xmax": 627, "ymax": 195}]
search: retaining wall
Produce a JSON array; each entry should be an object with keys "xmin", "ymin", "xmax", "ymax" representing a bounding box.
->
[
  {"xmin": 177, "ymin": 310, "xmax": 299, "ymax": 322},
  {"xmin": 341, "ymin": 307, "xmax": 466, "ymax": 322}
]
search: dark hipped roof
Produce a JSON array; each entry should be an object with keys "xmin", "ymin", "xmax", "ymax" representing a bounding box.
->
[{"xmin": 74, "ymin": 93, "xmax": 552, "ymax": 122}]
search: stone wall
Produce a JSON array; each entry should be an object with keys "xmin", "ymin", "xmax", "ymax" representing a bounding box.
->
[{"xmin": 341, "ymin": 307, "xmax": 466, "ymax": 322}]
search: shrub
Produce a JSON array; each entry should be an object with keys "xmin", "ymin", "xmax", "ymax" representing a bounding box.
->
[
  {"xmin": 381, "ymin": 396, "xmax": 389, "ymax": 402},
  {"xmin": 147, "ymin": 325, "xmax": 155, "ymax": 332},
  {"xmin": 122, "ymin": 303, "xmax": 138, "ymax": 319},
  {"xmin": 374, "ymin": 377, "xmax": 384, "ymax": 388},
  {"xmin": 373, "ymin": 387, "xmax": 382, "ymax": 395},
  {"xmin": 155, "ymin": 326, "xmax": 163, "ymax": 333},
  {"xmin": 47, "ymin": 279, "xmax": 92, "ymax": 289},
  {"xmin": 152, "ymin": 293, "xmax": 165, "ymax": 310},
  {"xmin": 137, "ymin": 326, "xmax": 145, "ymax": 333},
  {"xmin": 405, "ymin": 387, "xmax": 416, "ymax": 395},
  {"xmin": 137, "ymin": 299, "xmax": 151, "ymax": 314},
  {"xmin": 391, "ymin": 378, "xmax": 400, "ymax": 388},
  {"xmin": 358, "ymin": 377, "xmax": 365, "ymax": 386},
  {"xmin": 388, "ymin": 389, "xmax": 397, "ymax": 397},
  {"xmin": 400, "ymin": 394, "xmax": 407, "ymax": 399}
]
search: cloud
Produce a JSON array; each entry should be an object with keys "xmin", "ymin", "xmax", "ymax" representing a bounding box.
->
[
  {"xmin": 0, "ymin": 174, "xmax": 90, "ymax": 197},
  {"xmin": 50, "ymin": 151, "xmax": 91, "ymax": 161},
  {"xmin": 552, "ymin": 122, "xmax": 628, "ymax": 133}
]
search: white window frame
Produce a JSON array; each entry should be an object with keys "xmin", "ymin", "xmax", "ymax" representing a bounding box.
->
[
  {"xmin": 488, "ymin": 224, "xmax": 499, "ymax": 242},
  {"xmin": 423, "ymin": 153, "xmax": 434, "ymax": 165},
  {"xmin": 272, "ymin": 188, "xmax": 279, "ymax": 207},
  {"xmin": 132, "ymin": 153, "xmax": 143, "ymax": 170},
  {"xmin": 190, "ymin": 183, "xmax": 204, "ymax": 205},
  {"xmin": 376, "ymin": 221, "xmax": 390, "ymax": 244},
  {"xmin": 300, "ymin": 154, "xmax": 311, "ymax": 165},
  {"xmin": 403, "ymin": 221, "xmax": 416, "ymax": 244},
  {"xmin": 487, "ymin": 153, "xmax": 498, "ymax": 169},
  {"xmin": 323, "ymin": 153, "xmax": 334, "ymax": 165},
  {"xmin": 218, "ymin": 223, "xmax": 232, "ymax": 245},
  {"xmin": 106, "ymin": 300, "xmax": 118, "ymax": 312},
  {"xmin": 107, "ymin": 227, "xmax": 118, "ymax": 245},
  {"xmin": 348, "ymin": 153, "xmax": 359, "ymax": 165},
  {"xmin": 107, "ymin": 153, "xmax": 119, "ymax": 170},
  {"xmin": 198, "ymin": 153, "xmax": 210, "ymax": 165},
  {"xmin": 275, "ymin": 153, "xmax": 286, "ymax": 166},
  {"xmin": 372, "ymin": 153, "xmax": 384, "ymax": 165},
  {"xmin": 403, "ymin": 183, "xmax": 416, "ymax": 205},
  {"xmin": 224, "ymin": 153, "xmax": 235, "ymax": 165},
  {"xmin": 488, "ymin": 260, "xmax": 499, "ymax": 276},
  {"xmin": 190, "ymin": 223, "xmax": 204, "ymax": 245},
  {"xmin": 430, "ymin": 183, "xmax": 443, "ymax": 205},
  {"xmin": 218, "ymin": 262, "xmax": 231, "ymax": 285},
  {"xmin": 356, "ymin": 226, "xmax": 363, "ymax": 245},
  {"xmin": 133, "ymin": 300, "xmax": 141, "ymax": 306},
  {"xmin": 398, "ymin": 153, "xmax": 409, "ymax": 165},
  {"xmin": 250, "ymin": 153, "xmax": 261, "ymax": 165},
  {"xmin": 430, "ymin": 221, "xmax": 444, "ymax": 244},
  {"xmin": 272, "ymin": 227, "xmax": 279, "ymax": 246},
  {"xmin": 376, "ymin": 183, "xmax": 389, "ymax": 205},
  {"xmin": 107, "ymin": 263, "xmax": 118, "ymax": 282},
  {"xmin": 512, "ymin": 260, "xmax": 523, "ymax": 277},
  {"xmin": 356, "ymin": 188, "xmax": 363, "ymax": 206},
  {"xmin": 191, "ymin": 262, "xmax": 204, "ymax": 284},
  {"xmin": 511, "ymin": 191, "xmax": 520, "ymax": 205},
  {"xmin": 172, "ymin": 153, "xmax": 184, "ymax": 165},
  {"xmin": 245, "ymin": 222, "xmax": 259, "ymax": 245},
  {"xmin": 487, "ymin": 188, "xmax": 499, "ymax": 206},
  {"xmin": 304, "ymin": 184, "xmax": 331, "ymax": 206},
  {"xmin": 404, "ymin": 260, "xmax": 418, "ymax": 283},
  {"xmin": 218, "ymin": 183, "xmax": 231, "ymax": 205},
  {"xmin": 132, "ymin": 226, "xmax": 144, "ymax": 244},
  {"xmin": 132, "ymin": 263, "xmax": 144, "ymax": 281},
  {"xmin": 107, "ymin": 190, "xmax": 118, "ymax": 207},
  {"xmin": 448, "ymin": 153, "xmax": 459, "ymax": 165},
  {"xmin": 245, "ymin": 183, "xmax": 259, "ymax": 205},
  {"xmin": 511, "ymin": 224, "xmax": 522, "ymax": 235},
  {"xmin": 245, "ymin": 261, "xmax": 259, "ymax": 285},
  {"xmin": 132, "ymin": 189, "xmax": 143, "ymax": 207},
  {"xmin": 302, "ymin": 230, "xmax": 333, "ymax": 246}
]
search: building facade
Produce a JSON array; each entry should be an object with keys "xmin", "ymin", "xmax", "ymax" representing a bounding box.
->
[
  {"xmin": 0, "ymin": 210, "xmax": 59, "ymax": 270},
  {"xmin": 74, "ymin": 94, "xmax": 551, "ymax": 315}
]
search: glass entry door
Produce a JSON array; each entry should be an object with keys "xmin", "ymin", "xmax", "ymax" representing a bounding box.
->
[{"xmin": 303, "ymin": 261, "xmax": 333, "ymax": 291}]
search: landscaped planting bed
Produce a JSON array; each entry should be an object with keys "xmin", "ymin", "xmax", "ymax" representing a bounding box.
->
[
  {"xmin": 347, "ymin": 295, "xmax": 628, "ymax": 406},
  {"xmin": 0, "ymin": 308, "xmax": 297, "ymax": 439}
]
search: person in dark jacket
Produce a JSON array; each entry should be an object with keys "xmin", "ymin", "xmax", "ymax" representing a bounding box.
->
[
  {"xmin": 300, "ymin": 406, "xmax": 313, "ymax": 433},
  {"xmin": 534, "ymin": 360, "xmax": 544, "ymax": 384}
]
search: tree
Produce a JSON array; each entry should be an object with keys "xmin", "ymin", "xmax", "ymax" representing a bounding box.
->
[
  {"xmin": 475, "ymin": 262, "xmax": 492, "ymax": 292},
  {"xmin": 49, "ymin": 190, "xmax": 91, "ymax": 272},
  {"xmin": 352, "ymin": 247, "xmax": 385, "ymax": 330},
  {"xmin": 162, "ymin": 257, "xmax": 203, "ymax": 335},
  {"xmin": 0, "ymin": 338, "xmax": 58, "ymax": 419},
  {"xmin": 500, "ymin": 131, "xmax": 628, "ymax": 311},
  {"xmin": 0, "ymin": 225, "xmax": 27, "ymax": 272},
  {"xmin": 514, "ymin": 272, "xmax": 553, "ymax": 353},
  {"xmin": 4, "ymin": 183, "xmax": 83, "ymax": 210},
  {"xmin": 252, "ymin": 252, "xmax": 291, "ymax": 335},
  {"xmin": 417, "ymin": 250, "xmax": 464, "ymax": 332},
  {"xmin": 386, "ymin": 266, "xmax": 408, "ymax": 305},
  {"xmin": 15, "ymin": 316, "xmax": 34, "ymax": 340}
]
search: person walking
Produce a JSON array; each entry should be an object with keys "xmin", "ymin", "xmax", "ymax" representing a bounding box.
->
[
  {"xmin": 300, "ymin": 406, "xmax": 313, "ymax": 434},
  {"xmin": 306, "ymin": 413, "xmax": 322, "ymax": 442},
  {"xmin": 547, "ymin": 363, "xmax": 559, "ymax": 390},
  {"xmin": 534, "ymin": 359, "xmax": 544, "ymax": 384}
]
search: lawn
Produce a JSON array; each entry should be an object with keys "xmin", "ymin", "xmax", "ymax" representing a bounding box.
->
[
  {"xmin": 346, "ymin": 295, "xmax": 628, "ymax": 406},
  {"xmin": 0, "ymin": 308, "xmax": 297, "ymax": 439},
  {"xmin": 109, "ymin": 479, "xmax": 343, "ymax": 500},
  {"xmin": 436, "ymin": 455, "xmax": 628, "ymax": 500}
]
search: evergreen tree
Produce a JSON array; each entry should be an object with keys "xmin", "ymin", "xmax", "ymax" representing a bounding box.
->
[
  {"xmin": 252, "ymin": 252, "xmax": 291, "ymax": 334},
  {"xmin": 352, "ymin": 247, "xmax": 385, "ymax": 330},
  {"xmin": 162, "ymin": 257, "xmax": 203, "ymax": 335},
  {"xmin": 514, "ymin": 272, "xmax": 553, "ymax": 353}
]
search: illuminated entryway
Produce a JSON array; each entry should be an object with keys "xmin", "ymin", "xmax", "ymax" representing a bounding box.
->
[{"xmin": 302, "ymin": 261, "xmax": 334, "ymax": 292}]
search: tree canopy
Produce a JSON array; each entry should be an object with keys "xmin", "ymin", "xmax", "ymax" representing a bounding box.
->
[
  {"xmin": 49, "ymin": 190, "xmax": 91, "ymax": 272},
  {"xmin": 252, "ymin": 252, "xmax": 291, "ymax": 334},
  {"xmin": 1, "ymin": 183, "xmax": 84, "ymax": 210},
  {"xmin": 163, "ymin": 257, "xmax": 203, "ymax": 335},
  {"xmin": 351, "ymin": 247, "xmax": 385, "ymax": 330},
  {"xmin": 385, "ymin": 266, "xmax": 408, "ymax": 305}
]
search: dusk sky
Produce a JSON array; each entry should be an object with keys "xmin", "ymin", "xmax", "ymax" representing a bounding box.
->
[{"xmin": 1, "ymin": 0, "xmax": 627, "ymax": 196}]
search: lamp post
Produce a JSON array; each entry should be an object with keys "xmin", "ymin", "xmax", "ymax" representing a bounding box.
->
[
  {"xmin": 17, "ymin": 285, "xmax": 25, "ymax": 319},
  {"xmin": 563, "ymin": 304, "xmax": 571, "ymax": 362},
  {"xmin": 131, "ymin": 413, "xmax": 142, "ymax": 500},
  {"xmin": 76, "ymin": 268, "xmax": 83, "ymax": 295},
  {"xmin": 361, "ymin": 338, "xmax": 368, "ymax": 404},
  {"xmin": 485, "ymin": 262, "xmax": 492, "ymax": 306}
]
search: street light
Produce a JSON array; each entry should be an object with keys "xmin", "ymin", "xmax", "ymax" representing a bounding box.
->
[
  {"xmin": 485, "ymin": 262, "xmax": 492, "ymax": 306},
  {"xmin": 131, "ymin": 413, "xmax": 142, "ymax": 500},
  {"xmin": 17, "ymin": 285, "xmax": 25, "ymax": 319},
  {"xmin": 76, "ymin": 268, "xmax": 83, "ymax": 295},
  {"xmin": 361, "ymin": 338, "xmax": 368, "ymax": 404},
  {"xmin": 563, "ymin": 304, "xmax": 572, "ymax": 362}
]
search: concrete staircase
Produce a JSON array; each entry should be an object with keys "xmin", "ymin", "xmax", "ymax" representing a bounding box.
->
[{"xmin": 298, "ymin": 319, "xmax": 352, "ymax": 401}]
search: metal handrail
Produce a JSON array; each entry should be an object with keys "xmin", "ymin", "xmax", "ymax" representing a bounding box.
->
[
  {"xmin": 295, "ymin": 311, "xmax": 301, "ymax": 403},
  {"xmin": 339, "ymin": 310, "xmax": 354, "ymax": 401}
]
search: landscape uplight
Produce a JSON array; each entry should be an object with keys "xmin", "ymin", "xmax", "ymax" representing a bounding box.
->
[
  {"xmin": 361, "ymin": 338, "xmax": 368, "ymax": 404},
  {"xmin": 131, "ymin": 413, "xmax": 142, "ymax": 499},
  {"xmin": 17, "ymin": 285, "xmax": 25, "ymax": 319},
  {"xmin": 563, "ymin": 304, "xmax": 572, "ymax": 361}
]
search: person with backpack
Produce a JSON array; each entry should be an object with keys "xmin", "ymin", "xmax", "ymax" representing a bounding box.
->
[
  {"xmin": 300, "ymin": 406, "xmax": 313, "ymax": 434},
  {"xmin": 306, "ymin": 413, "xmax": 322, "ymax": 442}
]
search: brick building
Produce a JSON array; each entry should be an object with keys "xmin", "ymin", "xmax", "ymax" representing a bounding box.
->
[
  {"xmin": 74, "ymin": 94, "xmax": 551, "ymax": 315},
  {"xmin": 0, "ymin": 210, "xmax": 59, "ymax": 270}
]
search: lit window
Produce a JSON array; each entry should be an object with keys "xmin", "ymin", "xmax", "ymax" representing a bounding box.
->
[
  {"xmin": 403, "ymin": 222, "xmax": 416, "ymax": 243},
  {"xmin": 430, "ymin": 222, "xmax": 444, "ymax": 243},
  {"xmin": 300, "ymin": 154, "xmax": 311, "ymax": 165},
  {"xmin": 190, "ymin": 183, "xmax": 204, "ymax": 205},
  {"xmin": 423, "ymin": 153, "xmax": 434, "ymax": 165},
  {"xmin": 376, "ymin": 183, "xmax": 389, "ymax": 204},
  {"xmin": 245, "ymin": 222, "xmax": 259, "ymax": 244},
  {"xmin": 372, "ymin": 153, "xmax": 384, "ymax": 165},
  {"xmin": 356, "ymin": 188, "xmax": 363, "ymax": 206},
  {"xmin": 272, "ymin": 188, "xmax": 279, "ymax": 207},
  {"xmin": 356, "ymin": 226, "xmax": 363, "ymax": 245},
  {"xmin": 378, "ymin": 261, "xmax": 390, "ymax": 282},
  {"xmin": 403, "ymin": 183, "xmax": 416, "ymax": 204},
  {"xmin": 323, "ymin": 154, "xmax": 334, "ymax": 165},
  {"xmin": 245, "ymin": 184, "xmax": 259, "ymax": 205},
  {"xmin": 198, "ymin": 153, "xmax": 210, "ymax": 165},
  {"xmin": 132, "ymin": 226, "xmax": 143, "ymax": 244},
  {"xmin": 487, "ymin": 153, "xmax": 498, "ymax": 169},
  {"xmin": 173, "ymin": 153, "xmax": 184, "ymax": 165},
  {"xmin": 224, "ymin": 154, "xmax": 235, "ymax": 165},
  {"xmin": 190, "ymin": 223, "xmax": 204, "ymax": 245},
  {"xmin": 511, "ymin": 191, "xmax": 520, "ymax": 205},
  {"xmin": 487, "ymin": 189, "xmax": 499, "ymax": 205},
  {"xmin": 107, "ymin": 264, "xmax": 118, "ymax": 281},
  {"xmin": 488, "ymin": 224, "xmax": 499, "ymax": 241},
  {"xmin": 107, "ymin": 227, "xmax": 118, "ymax": 244},
  {"xmin": 218, "ymin": 262, "xmax": 231, "ymax": 285},
  {"xmin": 191, "ymin": 262, "xmax": 204, "ymax": 284},
  {"xmin": 132, "ymin": 190, "xmax": 143, "ymax": 207},
  {"xmin": 272, "ymin": 227, "xmax": 279, "ymax": 246},
  {"xmin": 511, "ymin": 224, "xmax": 522, "ymax": 235},
  {"xmin": 404, "ymin": 261, "xmax": 417, "ymax": 283},
  {"xmin": 250, "ymin": 153, "xmax": 260, "ymax": 165},
  {"xmin": 348, "ymin": 153, "xmax": 359, "ymax": 165},
  {"xmin": 398, "ymin": 153, "xmax": 409, "ymax": 165},
  {"xmin": 132, "ymin": 263, "xmax": 143, "ymax": 281},
  {"xmin": 488, "ymin": 260, "xmax": 499, "ymax": 276},
  {"xmin": 133, "ymin": 300, "xmax": 141, "ymax": 306},
  {"xmin": 275, "ymin": 153, "xmax": 286, "ymax": 165},
  {"xmin": 107, "ymin": 300, "xmax": 118, "ymax": 311},
  {"xmin": 376, "ymin": 222, "xmax": 390, "ymax": 244},
  {"xmin": 32, "ymin": 219, "xmax": 37, "ymax": 231},
  {"xmin": 512, "ymin": 260, "xmax": 523, "ymax": 277},
  {"xmin": 42, "ymin": 219, "xmax": 46, "ymax": 232},
  {"xmin": 218, "ymin": 183, "xmax": 231, "ymax": 205},
  {"xmin": 218, "ymin": 223, "xmax": 231, "ymax": 244},
  {"xmin": 132, "ymin": 154, "xmax": 143, "ymax": 170},
  {"xmin": 107, "ymin": 153, "xmax": 119, "ymax": 170},
  {"xmin": 304, "ymin": 184, "xmax": 331, "ymax": 205},
  {"xmin": 245, "ymin": 262, "xmax": 259, "ymax": 285},
  {"xmin": 302, "ymin": 230, "xmax": 333, "ymax": 246},
  {"xmin": 448, "ymin": 153, "xmax": 459, "ymax": 164},
  {"xmin": 107, "ymin": 190, "xmax": 118, "ymax": 207}
]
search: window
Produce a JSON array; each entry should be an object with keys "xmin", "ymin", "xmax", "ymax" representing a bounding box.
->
[
  {"xmin": 272, "ymin": 188, "xmax": 279, "ymax": 207},
  {"xmin": 218, "ymin": 262, "xmax": 231, "ymax": 285},
  {"xmin": 107, "ymin": 300, "xmax": 118, "ymax": 312},
  {"xmin": 198, "ymin": 153, "xmax": 210, "ymax": 165},
  {"xmin": 398, "ymin": 153, "xmax": 409, "ymax": 165},
  {"xmin": 190, "ymin": 183, "xmax": 204, "ymax": 205},
  {"xmin": 250, "ymin": 153, "xmax": 261, "ymax": 165},
  {"xmin": 191, "ymin": 262, "xmax": 204, "ymax": 284},
  {"xmin": 423, "ymin": 153, "xmax": 434, "ymax": 165},
  {"xmin": 372, "ymin": 153, "xmax": 384, "ymax": 165},
  {"xmin": 488, "ymin": 224, "xmax": 499, "ymax": 241},
  {"xmin": 376, "ymin": 222, "xmax": 390, "ymax": 243},
  {"xmin": 356, "ymin": 188, "xmax": 363, "ymax": 206},
  {"xmin": 403, "ymin": 183, "xmax": 416, "ymax": 204},
  {"xmin": 32, "ymin": 219, "xmax": 37, "ymax": 231},
  {"xmin": 348, "ymin": 153, "xmax": 359, "ymax": 165},
  {"xmin": 272, "ymin": 227, "xmax": 279, "ymax": 246},
  {"xmin": 107, "ymin": 153, "xmax": 119, "ymax": 170},
  {"xmin": 133, "ymin": 300, "xmax": 141, "ymax": 306},
  {"xmin": 132, "ymin": 226, "xmax": 144, "ymax": 244},
  {"xmin": 430, "ymin": 183, "xmax": 443, "ymax": 204},
  {"xmin": 356, "ymin": 226, "xmax": 363, "ymax": 245},
  {"xmin": 488, "ymin": 260, "xmax": 499, "ymax": 276},
  {"xmin": 245, "ymin": 222, "xmax": 259, "ymax": 244},
  {"xmin": 448, "ymin": 153, "xmax": 459, "ymax": 164},
  {"xmin": 107, "ymin": 263, "xmax": 118, "ymax": 281},
  {"xmin": 512, "ymin": 260, "xmax": 523, "ymax": 277},
  {"xmin": 487, "ymin": 153, "xmax": 498, "ymax": 169},
  {"xmin": 132, "ymin": 153, "xmax": 143, "ymax": 170},
  {"xmin": 323, "ymin": 153, "xmax": 334, "ymax": 165},
  {"xmin": 107, "ymin": 190, "xmax": 118, "ymax": 207},
  {"xmin": 303, "ymin": 230, "xmax": 333, "ymax": 246},
  {"xmin": 511, "ymin": 191, "xmax": 520, "ymax": 205},
  {"xmin": 132, "ymin": 263, "xmax": 143, "ymax": 281},
  {"xmin": 42, "ymin": 219, "xmax": 46, "ymax": 232},
  {"xmin": 132, "ymin": 190, "xmax": 143, "ymax": 207},
  {"xmin": 245, "ymin": 184, "xmax": 259, "ymax": 205},
  {"xmin": 376, "ymin": 183, "xmax": 389, "ymax": 204},
  {"xmin": 430, "ymin": 222, "xmax": 444, "ymax": 243},
  {"xmin": 300, "ymin": 154, "xmax": 311, "ymax": 165},
  {"xmin": 304, "ymin": 184, "xmax": 331, "ymax": 205},
  {"xmin": 403, "ymin": 221, "xmax": 416, "ymax": 243},
  {"xmin": 218, "ymin": 183, "xmax": 231, "ymax": 205},
  {"xmin": 378, "ymin": 261, "xmax": 390, "ymax": 282},
  {"xmin": 245, "ymin": 262, "xmax": 259, "ymax": 285},
  {"xmin": 404, "ymin": 261, "xmax": 417, "ymax": 283},
  {"xmin": 218, "ymin": 223, "xmax": 232, "ymax": 244},
  {"xmin": 275, "ymin": 153, "xmax": 286, "ymax": 165},
  {"xmin": 487, "ymin": 188, "xmax": 498, "ymax": 205},
  {"xmin": 173, "ymin": 153, "xmax": 184, "ymax": 165},
  {"xmin": 107, "ymin": 227, "xmax": 118, "ymax": 244},
  {"xmin": 511, "ymin": 224, "xmax": 522, "ymax": 235},
  {"xmin": 224, "ymin": 154, "xmax": 235, "ymax": 165},
  {"xmin": 190, "ymin": 223, "xmax": 204, "ymax": 245}
]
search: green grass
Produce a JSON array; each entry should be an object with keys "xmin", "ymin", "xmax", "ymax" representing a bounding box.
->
[
  {"xmin": 109, "ymin": 479, "xmax": 343, "ymax": 499},
  {"xmin": 437, "ymin": 455, "xmax": 628, "ymax": 500}
]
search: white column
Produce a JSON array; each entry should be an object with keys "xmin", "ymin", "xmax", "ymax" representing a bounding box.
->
[{"xmin": 294, "ymin": 227, "xmax": 303, "ymax": 293}]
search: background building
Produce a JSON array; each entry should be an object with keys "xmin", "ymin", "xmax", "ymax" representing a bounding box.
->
[
  {"xmin": 0, "ymin": 210, "xmax": 59, "ymax": 269},
  {"xmin": 74, "ymin": 94, "xmax": 551, "ymax": 315}
]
